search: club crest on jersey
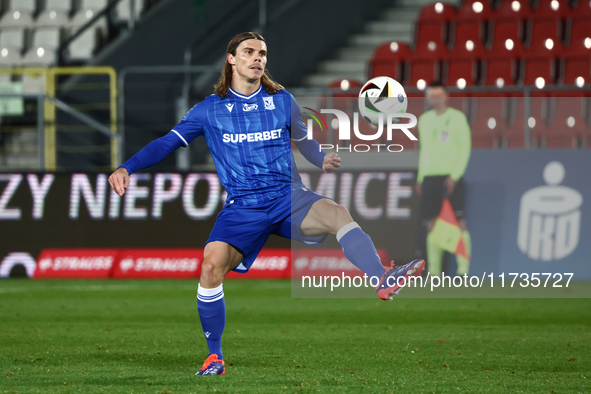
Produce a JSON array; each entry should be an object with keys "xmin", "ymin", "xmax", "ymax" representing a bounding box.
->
[
  {"xmin": 225, "ymin": 103, "xmax": 234, "ymax": 113},
  {"xmin": 243, "ymin": 103, "xmax": 258, "ymax": 112},
  {"xmin": 263, "ymin": 96, "xmax": 275, "ymax": 110}
]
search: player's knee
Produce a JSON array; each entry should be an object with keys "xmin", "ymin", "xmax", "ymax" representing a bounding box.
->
[
  {"xmin": 333, "ymin": 204, "xmax": 352, "ymax": 221},
  {"xmin": 329, "ymin": 204, "xmax": 353, "ymax": 232},
  {"xmin": 200, "ymin": 257, "xmax": 227, "ymax": 284}
]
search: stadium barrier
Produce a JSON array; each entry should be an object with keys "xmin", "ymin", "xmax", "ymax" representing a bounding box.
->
[{"xmin": 17, "ymin": 248, "xmax": 389, "ymax": 280}]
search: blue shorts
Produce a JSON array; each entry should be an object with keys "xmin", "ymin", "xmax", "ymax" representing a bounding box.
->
[{"xmin": 206, "ymin": 186, "xmax": 329, "ymax": 273}]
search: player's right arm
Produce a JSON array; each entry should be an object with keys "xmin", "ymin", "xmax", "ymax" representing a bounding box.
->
[
  {"xmin": 288, "ymin": 95, "xmax": 328, "ymax": 170},
  {"xmin": 109, "ymin": 102, "xmax": 206, "ymax": 196}
]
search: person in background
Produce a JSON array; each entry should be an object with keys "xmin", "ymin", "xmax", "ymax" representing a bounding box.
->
[{"xmin": 415, "ymin": 80, "xmax": 472, "ymax": 276}]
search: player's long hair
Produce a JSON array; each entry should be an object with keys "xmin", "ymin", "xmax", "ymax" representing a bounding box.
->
[{"xmin": 214, "ymin": 32, "xmax": 284, "ymax": 97}]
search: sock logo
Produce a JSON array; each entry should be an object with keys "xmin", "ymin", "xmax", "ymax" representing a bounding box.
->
[{"xmin": 204, "ymin": 332, "xmax": 211, "ymax": 338}]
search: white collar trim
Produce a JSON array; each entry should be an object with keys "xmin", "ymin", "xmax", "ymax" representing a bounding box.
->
[{"xmin": 229, "ymin": 85, "xmax": 262, "ymax": 99}]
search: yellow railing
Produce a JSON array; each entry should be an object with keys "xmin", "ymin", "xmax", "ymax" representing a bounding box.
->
[{"xmin": 0, "ymin": 67, "xmax": 117, "ymax": 171}]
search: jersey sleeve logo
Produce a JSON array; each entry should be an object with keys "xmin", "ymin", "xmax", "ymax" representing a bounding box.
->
[
  {"xmin": 182, "ymin": 104, "xmax": 197, "ymax": 120},
  {"xmin": 226, "ymin": 103, "xmax": 234, "ymax": 112},
  {"xmin": 243, "ymin": 103, "xmax": 258, "ymax": 112},
  {"xmin": 263, "ymin": 96, "xmax": 276, "ymax": 110}
]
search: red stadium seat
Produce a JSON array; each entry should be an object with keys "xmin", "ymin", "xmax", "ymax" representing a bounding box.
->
[
  {"xmin": 451, "ymin": 0, "xmax": 494, "ymax": 47},
  {"xmin": 482, "ymin": 37, "xmax": 525, "ymax": 88},
  {"xmin": 468, "ymin": 97, "xmax": 507, "ymax": 148},
  {"xmin": 493, "ymin": 0, "xmax": 532, "ymax": 19},
  {"xmin": 561, "ymin": 56, "xmax": 591, "ymax": 88},
  {"xmin": 522, "ymin": 37, "xmax": 564, "ymax": 93},
  {"xmin": 531, "ymin": 96, "xmax": 587, "ymax": 147},
  {"xmin": 415, "ymin": 2, "xmax": 457, "ymax": 51},
  {"xmin": 501, "ymin": 96, "xmax": 526, "ymax": 148},
  {"xmin": 571, "ymin": 0, "xmax": 591, "ymax": 16},
  {"xmin": 369, "ymin": 41, "xmax": 411, "ymax": 81},
  {"xmin": 407, "ymin": 40, "xmax": 447, "ymax": 91},
  {"xmin": 561, "ymin": 36, "xmax": 591, "ymax": 90},
  {"xmin": 501, "ymin": 95, "xmax": 555, "ymax": 148},
  {"xmin": 547, "ymin": 96, "xmax": 588, "ymax": 146},
  {"xmin": 529, "ymin": 19, "xmax": 562, "ymax": 47},
  {"xmin": 567, "ymin": 18, "xmax": 591, "ymax": 46},
  {"xmin": 417, "ymin": 2, "xmax": 457, "ymax": 22},
  {"xmin": 407, "ymin": 56, "xmax": 440, "ymax": 92},
  {"xmin": 531, "ymin": 0, "xmax": 570, "ymax": 19},
  {"xmin": 328, "ymin": 79, "xmax": 362, "ymax": 97},
  {"xmin": 456, "ymin": 0, "xmax": 493, "ymax": 19},
  {"xmin": 529, "ymin": 0, "xmax": 570, "ymax": 45},
  {"xmin": 488, "ymin": 0, "xmax": 531, "ymax": 47},
  {"xmin": 444, "ymin": 37, "xmax": 486, "ymax": 89}
]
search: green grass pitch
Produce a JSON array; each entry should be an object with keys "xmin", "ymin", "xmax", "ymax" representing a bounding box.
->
[{"xmin": 0, "ymin": 279, "xmax": 589, "ymax": 393}]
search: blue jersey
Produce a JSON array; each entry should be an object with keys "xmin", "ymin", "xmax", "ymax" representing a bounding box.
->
[{"xmin": 171, "ymin": 86, "xmax": 309, "ymax": 205}]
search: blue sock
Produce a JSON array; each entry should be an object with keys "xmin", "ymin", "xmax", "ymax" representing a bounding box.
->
[
  {"xmin": 337, "ymin": 223, "xmax": 386, "ymax": 281},
  {"xmin": 197, "ymin": 284, "xmax": 226, "ymax": 359}
]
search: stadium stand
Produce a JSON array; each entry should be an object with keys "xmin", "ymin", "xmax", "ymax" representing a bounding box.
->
[
  {"xmin": 69, "ymin": 0, "xmax": 109, "ymax": 36},
  {"xmin": 482, "ymin": 37, "xmax": 525, "ymax": 88},
  {"xmin": 562, "ymin": 35, "xmax": 591, "ymax": 89},
  {"xmin": 451, "ymin": 0, "xmax": 493, "ymax": 47},
  {"xmin": 0, "ymin": 0, "xmax": 158, "ymax": 66},
  {"xmin": 445, "ymin": 37, "xmax": 487, "ymax": 90},
  {"xmin": 359, "ymin": 0, "xmax": 590, "ymax": 148},
  {"xmin": 529, "ymin": 0, "xmax": 570, "ymax": 45},
  {"xmin": 415, "ymin": 2, "xmax": 457, "ymax": 51},
  {"xmin": 36, "ymin": 0, "xmax": 72, "ymax": 28},
  {"xmin": 22, "ymin": 27, "xmax": 61, "ymax": 66},
  {"xmin": 114, "ymin": 0, "xmax": 145, "ymax": 25},
  {"xmin": 522, "ymin": 36, "xmax": 563, "ymax": 93},
  {"xmin": 368, "ymin": 41, "xmax": 411, "ymax": 83},
  {"xmin": 0, "ymin": 0, "xmax": 35, "ymax": 27},
  {"xmin": 488, "ymin": 0, "xmax": 531, "ymax": 46},
  {"xmin": 0, "ymin": 27, "xmax": 25, "ymax": 66},
  {"xmin": 407, "ymin": 39, "xmax": 447, "ymax": 92},
  {"xmin": 533, "ymin": 96, "xmax": 589, "ymax": 147},
  {"xmin": 67, "ymin": 28, "xmax": 100, "ymax": 61},
  {"xmin": 468, "ymin": 96, "xmax": 505, "ymax": 147}
]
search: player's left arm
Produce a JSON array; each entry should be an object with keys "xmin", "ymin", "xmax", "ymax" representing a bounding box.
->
[
  {"xmin": 450, "ymin": 112, "xmax": 472, "ymax": 181},
  {"xmin": 289, "ymin": 95, "xmax": 338, "ymax": 172}
]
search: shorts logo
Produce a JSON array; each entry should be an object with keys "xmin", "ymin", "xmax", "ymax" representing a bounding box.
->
[
  {"xmin": 263, "ymin": 97, "xmax": 275, "ymax": 110},
  {"xmin": 243, "ymin": 103, "xmax": 258, "ymax": 112},
  {"xmin": 226, "ymin": 103, "xmax": 234, "ymax": 113}
]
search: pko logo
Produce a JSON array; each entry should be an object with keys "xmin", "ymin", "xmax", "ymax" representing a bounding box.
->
[
  {"xmin": 517, "ymin": 161, "xmax": 582, "ymax": 261},
  {"xmin": 303, "ymin": 108, "xmax": 417, "ymax": 153}
]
